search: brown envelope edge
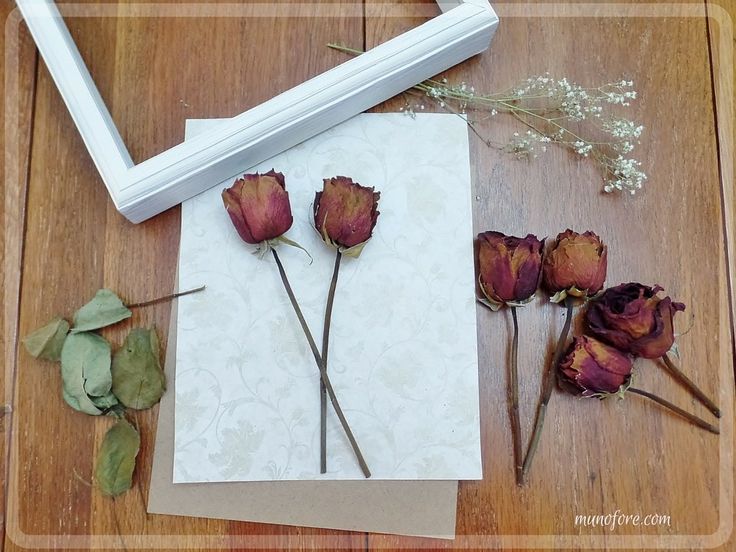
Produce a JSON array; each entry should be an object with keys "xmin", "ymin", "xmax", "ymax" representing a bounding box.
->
[{"xmin": 147, "ymin": 291, "xmax": 458, "ymax": 539}]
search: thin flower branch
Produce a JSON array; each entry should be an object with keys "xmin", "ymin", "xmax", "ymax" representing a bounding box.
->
[
  {"xmin": 328, "ymin": 43, "xmax": 647, "ymax": 195},
  {"xmin": 628, "ymin": 387, "xmax": 719, "ymax": 434},
  {"xmin": 509, "ymin": 307, "xmax": 523, "ymax": 486},
  {"xmin": 661, "ymin": 353, "xmax": 721, "ymax": 418},
  {"xmin": 522, "ymin": 296, "xmax": 574, "ymax": 482},
  {"xmin": 320, "ymin": 250, "xmax": 343, "ymax": 473},
  {"xmin": 271, "ymin": 249, "xmax": 371, "ymax": 478}
]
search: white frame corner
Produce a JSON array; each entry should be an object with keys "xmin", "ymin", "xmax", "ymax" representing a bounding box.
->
[{"xmin": 16, "ymin": 0, "xmax": 498, "ymax": 223}]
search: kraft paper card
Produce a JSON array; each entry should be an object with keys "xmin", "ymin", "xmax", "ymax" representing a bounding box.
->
[
  {"xmin": 174, "ymin": 114, "xmax": 482, "ymax": 483},
  {"xmin": 148, "ymin": 289, "xmax": 459, "ymax": 538}
]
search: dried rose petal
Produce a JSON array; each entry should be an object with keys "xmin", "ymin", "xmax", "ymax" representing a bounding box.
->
[
  {"xmin": 477, "ymin": 231, "xmax": 544, "ymax": 308},
  {"xmin": 543, "ymin": 229, "xmax": 607, "ymax": 301},
  {"xmin": 586, "ymin": 283, "xmax": 686, "ymax": 359},
  {"xmin": 558, "ymin": 335, "xmax": 633, "ymax": 397},
  {"xmin": 222, "ymin": 170, "xmax": 293, "ymax": 244},
  {"xmin": 314, "ymin": 176, "xmax": 380, "ymax": 251}
]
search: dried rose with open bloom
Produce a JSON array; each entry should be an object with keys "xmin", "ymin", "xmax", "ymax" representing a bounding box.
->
[
  {"xmin": 222, "ymin": 170, "xmax": 293, "ymax": 244},
  {"xmin": 558, "ymin": 335, "xmax": 633, "ymax": 397},
  {"xmin": 477, "ymin": 231, "xmax": 544, "ymax": 309},
  {"xmin": 543, "ymin": 229, "xmax": 607, "ymax": 302},
  {"xmin": 314, "ymin": 176, "xmax": 380, "ymax": 255},
  {"xmin": 586, "ymin": 283, "xmax": 686, "ymax": 359}
]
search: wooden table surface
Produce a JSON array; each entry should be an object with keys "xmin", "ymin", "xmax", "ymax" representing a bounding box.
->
[{"xmin": 2, "ymin": 0, "xmax": 735, "ymax": 550}]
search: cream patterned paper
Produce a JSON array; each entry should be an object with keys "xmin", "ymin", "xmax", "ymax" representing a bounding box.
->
[{"xmin": 175, "ymin": 114, "xmax": 481, "ymax": 482}]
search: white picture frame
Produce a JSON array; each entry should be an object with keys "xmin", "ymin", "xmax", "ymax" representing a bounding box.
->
[{"xmin": 16, "ymin": 0, "xmax": 498, "ymax": 223}]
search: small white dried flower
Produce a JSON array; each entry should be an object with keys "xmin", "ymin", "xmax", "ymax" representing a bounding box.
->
[
  {"xmin": 414, "ymin": 74, "xmax": 645, "ymax": 194},
  {"xmin": 603, "ymin": 118, "xmax": 644, "ymax": 139},
  {"xmin": 573, "ymin": 141, "xmax": 593, "ymax": 156},
  {"xmin": 604, "ymin": 156, "xmax": 647, "ymax": 194},
  {"xmin": 506, "ymin": 133, "xmax": 536, "ymax": 159}
]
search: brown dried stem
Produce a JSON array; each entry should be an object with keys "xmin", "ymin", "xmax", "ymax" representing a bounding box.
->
[
  {"xmin": 522, "ymin": 296, "xmax": 574, "ymax": 482},
  {"xmin": 661, "ymin": 353, "xmax": 720, "ymax": 418},
  {"xmin": 271, "ymin": 249, "xmax": 370, "ymax": 478},
  {"xmin": 628, "ymin": 387, "xmax": 719, "ymax": 434},
  {"xmin": 509, "ymin": 307, "xmax": 523, "ymax": 486}
]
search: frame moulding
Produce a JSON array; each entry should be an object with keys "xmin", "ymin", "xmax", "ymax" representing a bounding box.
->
[{"xmin": 16, "ymin": 0, "xmax": 498, "ymax": 222}]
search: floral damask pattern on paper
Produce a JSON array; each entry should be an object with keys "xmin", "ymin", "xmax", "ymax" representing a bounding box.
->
[
  {"xmin": 174, "ymin": 114, "xmax": 482, "ymax": 482},
  {"xmin": 208, "ymin": 419, "xmax": 266, "ymax": 479}
]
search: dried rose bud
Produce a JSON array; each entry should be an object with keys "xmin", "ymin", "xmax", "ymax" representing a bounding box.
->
[
  {"xmin": 477, "ymin": 231, "xmax": 544, "ymax": 309},
  {"xmin": 222, "ymin": 170, "xmax": 293, "ymax": 244},
  {"xmin": 558, "ymin": 335, "xmax": 633, "ymax": 397},
  {"xmin": 586, "ymin": 283, "xmax": 686, "ymax": 359},
  {"xmin": 314, "ymin": 176, "xmax": 380, "ymax": 255},
  {"xmin": 543, "ymin": 229, "xmax": 607, "ymax": 302}
]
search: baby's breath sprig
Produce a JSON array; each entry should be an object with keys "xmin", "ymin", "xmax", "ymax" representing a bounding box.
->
[
  {"xmin": 328, "ymin": 43, "xmax": 647, "ymax": 195},
  {"xmin": 416, "ymin": 75, "xmax": 647, "ymax": 195}
]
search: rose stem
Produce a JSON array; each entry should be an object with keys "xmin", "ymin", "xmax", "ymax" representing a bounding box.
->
[
  {"xmin": 320, "ymin": 250, "xmax": 343, "ymax": 473},
  {"xmin": 509, "ymin": 306, "xmax": 523, "ymax": 486},
  {"xmin": 126, "ymin": 285, "xmax": 206, "ymax": 309},
  {"xmin": 628, "ymin": 387, "xmax": 719, "ymax": 434},
  {"xmin": 521, "ymin": 296, "xmax": 574, "ymax": 482},
  {"xmin": 660, "ymin": 353, "xmax": 721, "ymax": 418},
  {"xmin": 271, "ymin": 249, "xmax": 371, "ymax": 478}
]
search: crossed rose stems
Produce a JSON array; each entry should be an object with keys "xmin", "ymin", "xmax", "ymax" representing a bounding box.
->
[
  {"xmin": 270, "ymin": 248, "xmax": 370, "ymax": 477},
  {"xmin": 477, "ymin": 230, "xmax": 720, "ymax": 486},
  {"xmin": 223, "ymin": 171, "xmax": 379, "ymax": 478}
]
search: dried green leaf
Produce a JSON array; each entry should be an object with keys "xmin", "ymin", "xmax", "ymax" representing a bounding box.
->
[
  {"xmin": 62, "ymin": 387, "xmax": 101, "ymax": 416},
  {"xmin": 60, "ymin": 332, "xmax": 112, "ymax": 415},
  {"xmin": 22, "ymin": 317, "xmax": 70, "ymax": 361},
  {"xmin": 71, "ymin": 289, "xmax": 131, "ymax": 333},
  {"xmin": 95, "ymin": 419, "xmax": 140, "ymax": 497},
  {"xmin": 112, "ymin": 328, "xmax": 165, "ymax": 410},
  {"xmin": 90, "ymin": 390, "xmax": 119, "ymax": 412}
]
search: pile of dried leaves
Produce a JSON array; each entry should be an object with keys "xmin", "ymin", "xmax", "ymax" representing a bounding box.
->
[{"xmin": 23, "ymin": 287, "xmax": 200, "ymax": 496}]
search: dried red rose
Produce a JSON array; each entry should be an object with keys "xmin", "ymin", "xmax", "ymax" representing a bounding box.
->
[
  {"xmin": 586, "ymin": 283, "xmax": 686, "ymax": 359},
  {"xmin": 543, "ymin": 229, "xmax": 607, "ymax": 302},
  {"xmin": 222, "ymin": 170, "xmax": 293, "ymax": 244},
  {"xmin": 314, "ymin": 176, "xmax": 380, "ymax": 255},
  {"xmin": 477, "ymin": 231, "xmax": 544, "ymax": 309},
  {"xmin": 558, "ymin": 335, "xmax": 633, "ymax": 397},
  {"xmin": 558, "ymin": 336, "xmax": 719, "ymax": 434}
]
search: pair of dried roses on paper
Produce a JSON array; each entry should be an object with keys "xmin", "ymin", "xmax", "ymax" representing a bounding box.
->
[
  {"xmin": 222, "ymin": 170, "xmax": 379, "ymax": 477},
  {"xmin": 476, "ymin": 229, "xmax": 720, "ymax": 486}
]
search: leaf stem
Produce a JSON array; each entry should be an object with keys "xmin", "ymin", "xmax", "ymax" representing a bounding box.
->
[
  {"xmin": 522, "ymin": 297, "xmax": 574, "ymax": 482},
  {"xmin": 320, "ymin": 250, "xmax": 343, "ymax": 473},
  {"xmin": 126, "ymin": 285, "xmax": 206, "ymax": 309},
  {"xmin": 509, "ymin": 307, "xmax": 523, "ymax": 486},
  {"xmin": 661, "ymin": 354, "xmax": 721, "ymax": 418},
  {"xmin": 628, "ymin": 387, "xmax": 719, "ymax": 434},
  {"xmin": 271, "ymin": 249, "xmax": 370, "ymax": 477}
]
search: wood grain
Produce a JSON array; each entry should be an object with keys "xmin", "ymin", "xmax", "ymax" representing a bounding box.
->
[
  {"xmin": 706, "ymin": 0, "xmax": 735, "ymax": 356},
  {"xmin": 1, "ymin": 0, "xmax": 38, "ymax": 546},
  {"xmin": 365, "ymin": 0, "xmax": 735, "ymax": 550},
  {"xmin": 5, "ymin": 1, "xmax": 365, "ymax": 549},
  {"xmin": 3, "ymin": 0, "xmax": 734, "ymax": 550}
]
